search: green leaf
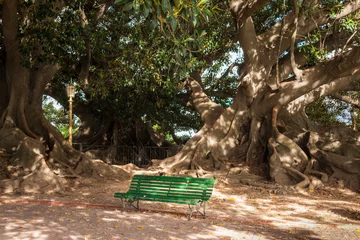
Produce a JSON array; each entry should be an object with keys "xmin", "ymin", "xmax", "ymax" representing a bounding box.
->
[
  {"xmin": 183, "ymin": 37, "xmax": 195, "ymax": 42},
  {"xmin": 170, "ymin": 17, "xmax": 177, "ymax": 31},
  {"xmin": 142, "ymin": 4, "xmax": 150, "ymax": 18},
  {"xmin": 115, "ymin": 0, "xmax": 128, "ymax": 4},
  {"xmin": 199, "ymin": 30, "xmax": 207, "ymax": 38},
  {"xmin": 123, "ymin": 2, "xmax": 133, "ymax": 11},
  {"xmin": 193, "ymin": 16, "xmax": 198, "ymax": 27},
  {"xmin": 133, "ymin": 0, "xmax": 140, "ymax": 11},
  {"xmin": 150, "ymin": 19, "xmax": 158, "ymax": 30},
  {"xmin": 161, "ymin": 0, "xmax": 169, "ymax": 13},
  {"xmin": 197, "ymin": 0, "xmax": 208, "ymax": 7}
]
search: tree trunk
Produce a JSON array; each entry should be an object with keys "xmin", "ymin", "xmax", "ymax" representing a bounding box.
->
[{"xmin": 0, "ymin": 0, "xmax": 129, "ymax": 193}]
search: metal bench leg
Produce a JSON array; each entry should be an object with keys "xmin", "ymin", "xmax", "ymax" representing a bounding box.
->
[
  {"xmin": 136, "ymin": 200, "xmax": 139, "ymax": 211},
  {"xmin": 188, "ymin": 205, "xmax": 193, "ymax": 220},
  {"xmin": 121, "ymin": 199, "xmax": 140, "ymax": 211},
  {"xmin": 188, "ymin": 202, "xmax": 207, "ymax": 220},
  {"xmin": 202, "ymin": 202, "xmax": 206, "ymax": 219},
  {"xmin": 121, "ymin": 199, "xmax": 126, "ymax": 211}
]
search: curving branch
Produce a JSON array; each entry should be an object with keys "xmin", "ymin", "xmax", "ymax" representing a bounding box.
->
[
  {"xmin": 235, "ymin": 17, "xmax": 259, "ymax": 64},
  {"xmin": 262, "ymin": 46, "xmax": 360, "ymax": 111},
  {"xmin": 230, "ymin": 0, "xmax": 270, "ymax": 23},
  {"xmin": 269, "ymin": 31, "xmax": 353, "ymax": 85},
  {"xmin": 285, "ymin": 74, "xmax": 360, "ymax": 118},
  {"xmin": 289, "ymin": 0, "xmax": 302, "ymax": 80},
  {"xmin": 31, "ymin": 64, "xmax": 61, "ymax": 103},
  {"xmin": 259, "ymin": 0, "xmax": 360, "ymax": 66},
  {"xmin": 78, "ymin": 1, "xmax": 115, "ymax": 86},
  {"xmin": 330, "ymin": 92, "xmax": 360, "ymax": 108},
  {"xmin": 96, "ymin": 0, "xmax": 115, "ymax": 20},
  {"xmin": 186, "ymin": 72, "xmax": 224, "ymax": 126}
]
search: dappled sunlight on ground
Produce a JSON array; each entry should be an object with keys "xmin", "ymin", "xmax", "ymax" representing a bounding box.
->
[
  {"xmin": 3, "ymin": 202, "xmax": 358, "ymax": 239},
  {"xmin": 0, "ymin": 204, "xmax": 270, "ymax": 239},
  {"xmin": 1, "ymin": 176, "xmax": 360, "ymax": 239}
]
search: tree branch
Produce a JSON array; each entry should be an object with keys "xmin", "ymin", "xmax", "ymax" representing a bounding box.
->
[
  {"xmin": 263, "ymin": 46, "xmax": 360, "ymax": 110},
  {"xmin": 286, "ymin": 74, "xmax": 360, "ymax": 113},
  {"xmin": 186, "ymin": 72, "xmax": 224, "ymax": 126},
  {"xmin": 236, "ymin": 17, "xmax": 259, "ymax": 64},
  {"xmin": 230, "ymin": 0, "xmax": 270, "ymax": 23},
  {"xmin": 96, "ymin": 0, "xmax": 115, "ymax": 20},
  {"xmin": 259, "ymin": 0, "xmax": 360, "ymax": 66},
  {"xmin": 268, "ymin": 31, "xmax": 351, "ymax": 85},
  {"xmin": 78, "ymin": 1, "xmax": 115, "ymax": 86},
  {"xmin": 290, "ymin": 0, "xmax": 302, "ymax": 79},
  {"xmin": 330, "ymin": 92, "xmax": 360, "ymax": 108}
]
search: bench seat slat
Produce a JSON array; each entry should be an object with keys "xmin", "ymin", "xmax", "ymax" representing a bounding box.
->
[
  {"xmin": 132, "ymin": 175, "xmax": 215, "ymax": 182},
  {"xmin": 128, "ymin": 187, "xmax": 213, "ymax": 192},
  {"xmin": 125, "ymin": 192, "xmax": 213, "ymax": 198},
  {"xmin": 127, "ymin": 190, "xmax": 213, "ymax": 197},
  {"xmin": 114, "ymin": 194, "xmax": 202, "ymax": 205},
  {"xmin": 129, "ymin": 183, "xmax": 214, "ymax": 188}
]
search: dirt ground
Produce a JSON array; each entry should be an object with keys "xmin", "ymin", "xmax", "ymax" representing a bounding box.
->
[{"xmin": 1, "ymin": 168, "xmax": 360, "ymax": 240}]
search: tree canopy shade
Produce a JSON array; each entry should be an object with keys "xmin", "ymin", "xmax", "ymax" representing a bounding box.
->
[{"xmin": 0, "ymin": 0, "xmax": 360, "ymax": 193}]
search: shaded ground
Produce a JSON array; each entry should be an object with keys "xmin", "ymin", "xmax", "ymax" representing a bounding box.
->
[{"xmin": 1, "ymin": 168, "xmax": 360, "ymax": 239}]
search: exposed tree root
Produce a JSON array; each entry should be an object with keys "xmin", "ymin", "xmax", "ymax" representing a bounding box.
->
[
  {"xmin": 306, "ymin": 131, "xmax": 360, "ymax": 191},
  {"xmin": 0, "ymin": 125, "xmax": 131, "ymax": 194},
  {"xmin": 281, "ymin": 165, "xmax": 310, "ymax": 189}
]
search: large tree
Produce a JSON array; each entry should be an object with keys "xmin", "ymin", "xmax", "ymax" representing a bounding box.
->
[
  {"xmin": 43, "ymin": 0, "xmax": 236, "ymax": 157},
  {"xmin": 141, "ymin": 0, "xmax": 360, "ymax": 191},
  {"xmin": 0, "ymin": 0, "xmax": 132, "ymax": 193},
  {"xmin": 0, "ymin": 0, "xmax": 226, "ymax": 192}
]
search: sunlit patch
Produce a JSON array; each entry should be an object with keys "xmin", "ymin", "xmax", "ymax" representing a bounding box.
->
[
  {"xmin": 208, "ymin": 137, "xmax": 216, "ymax": 146},
  {"xmin": 101, "ymin": 217, "xmax": 117, "ymax": 222},
  {"xmin": 32, "ymin": 148, "xmax": 41, "ymax": 155}
]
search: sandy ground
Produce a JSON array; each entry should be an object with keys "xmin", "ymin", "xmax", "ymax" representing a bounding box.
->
[{"xmin": 1, "ymin": 172, "xmax": 360, "ymax": 240}]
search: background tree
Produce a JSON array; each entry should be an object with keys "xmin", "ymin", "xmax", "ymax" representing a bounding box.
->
[
  {"xmin": 0, "ymin": 0, "xmax": 225, "ymax": 192},
  {"xmin": 0, "ymin": 0, "xmax": 134, "ymax": 193},
  {"xmin": 44, "ymin": 0, "xmax": 236, "ymax": 153}
]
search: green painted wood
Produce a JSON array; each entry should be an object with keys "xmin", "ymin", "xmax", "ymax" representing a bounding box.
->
[{"xmin": 114, "ymin": 175, "xmax": 216, "ymax": 205}]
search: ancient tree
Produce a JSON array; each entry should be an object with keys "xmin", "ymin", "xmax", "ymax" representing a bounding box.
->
[
  {"xmin": 0, "ymin": 0, "xmax": 130, "ymax": 193},
  {"xmin": 149, "ymin": 0, "xmax": 360, "ymax": 191}
]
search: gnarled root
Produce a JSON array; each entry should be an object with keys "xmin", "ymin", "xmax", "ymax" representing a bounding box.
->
[
  {"xmin": 305, "ymin": 158, "xmax": 328, "ymax": 183},
  {"xmin": 268, "ymin": 137, "xmax": 311, "ymax": 189},
  {"xmin": 281, "ymin": 165, "xmax": 310, "ymax": 189}
]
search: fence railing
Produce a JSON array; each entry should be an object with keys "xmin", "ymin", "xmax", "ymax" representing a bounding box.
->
[{"xmin": 72, "ymin": 143, "xmax": 179, "ymax": 167}]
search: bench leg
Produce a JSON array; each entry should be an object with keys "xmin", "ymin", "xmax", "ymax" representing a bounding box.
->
[
  {"xmin": 188, "ymin": 202, "xmax": 206, "ymax": 220},
  {"xmin": 201, "ymin": 202, "xmax": 206, "ymax": 219},
  {"xmin": 188, "ymin": 205, "xmax": 193, "ymax": 220},
  {"xmin": 121, "ymin": 199, "xmax": 126, "ymax": 211},
  {"xmin": 121, "ymin": 199, "xmax": 140, "ymax": 211}
]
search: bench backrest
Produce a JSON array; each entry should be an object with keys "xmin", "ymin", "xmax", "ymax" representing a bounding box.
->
[{"xmin": 128, "ymin": 175, "xmax": 216, "ymax": 204}]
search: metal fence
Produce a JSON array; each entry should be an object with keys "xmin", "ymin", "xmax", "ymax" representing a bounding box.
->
[{"xmin": 73, "ymin": 143, "xmax": 178, "ymax": 167}]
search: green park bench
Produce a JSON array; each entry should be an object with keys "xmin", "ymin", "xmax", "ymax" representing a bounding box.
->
[{"xmin": 114, "ymin": 175, "xmax": 216, "ymax": 219}]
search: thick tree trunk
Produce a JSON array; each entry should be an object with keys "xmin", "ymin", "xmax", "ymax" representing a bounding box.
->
[{"xmin": 0, "ymin": 0, "xmax": 129, "ymax": 193}]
